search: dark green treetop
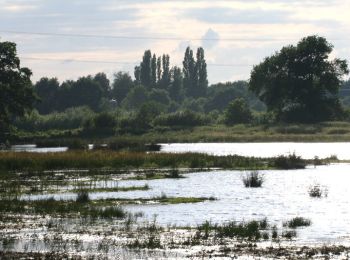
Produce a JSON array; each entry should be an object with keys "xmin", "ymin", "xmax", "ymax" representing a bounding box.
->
[
  {"xmin": 0, "ymin": 41, "xmax": 36, "ymax": 136},
  {"xmin": 249, "ymin": 35, "xmax": 349, "ymax": 122}
]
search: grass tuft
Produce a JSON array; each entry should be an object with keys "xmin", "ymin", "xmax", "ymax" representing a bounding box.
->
[
  {"xmin": 243, "ymin": 171, "xmax": 264, "ymax": 188},
  {"xmin": 283, "ymin": 217, "xmax": 311, "ymax": 228}
]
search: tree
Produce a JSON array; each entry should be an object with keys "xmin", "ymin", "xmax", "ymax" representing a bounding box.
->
[
  {"xmin": 0, "ymin": 41, "xmax": 36, "ymax": 137},
  {"xmin": 151, "ymin": 54, "xmax": 157, "ymax": 87},
  {"xmin": 135, "ymin": 101, "xmax": 163, "ymax": 129},
  {"xmin": 149, "ymin": 89, "xmax": 170, "ymax": 106},
  {"xmin": 94, "ymin": 73, "xmax": 110, "ymax": 97},
  {"xmin": 157, "ymin": 57, "xmax": 162, "ymax": 84},
  {"xmin": 224, "ymin": 98, "xmax": 252, "ymax": 125},
  {"xmin": 111, "ymin": 72, "xmax": 134, "ymax": 103},
  {"xmin": 196, "ymin": 47, "xmax": 208, "ymax": 97},
  {"xmin": 169, "ymin": 66, "xmax": 183, "ymax": 102},
  {"xmin": 134, "ymin": 65, "xmax": 141, "ymax": 85},
  {"xmin": 70, "ymin": 76, "xmax": 103, "ymax": 111},
  {"xmin": 122, "ymin": 85, "xmax": 149, "ymax": 109},
  {"xmin": 249, "ymin": 36, "xmax": 349, "ymax": 122},
  {"xmin": 183, "ymin": 47, "xmax": 196, "ymax": 97},
  {"xmin": 34, "ymin": 77, "xmax": 59, "ymax": 114},
  {"xmin": 140, "ymin": 50, "xmax": 152, "ymax": 89},
  {"xmin": 183, "ymin": 46, "xmax": 208, "ymax": 98},
  {"xmin": 160, "ymin": 54, "xmax": 171, "ymax": 89}
]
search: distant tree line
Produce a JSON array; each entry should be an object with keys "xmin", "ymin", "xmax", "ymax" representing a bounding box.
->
[
  {"xmin": 33, "ymin": 46, "xmax": 260, "ymax": 118},
  {"xmin": 2, "ymin": 36, "xmax": 350, "ymax": 141}
]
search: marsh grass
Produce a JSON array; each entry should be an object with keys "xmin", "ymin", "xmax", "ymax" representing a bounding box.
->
[
  {"xmin": 76, "ymin": 190, "xmax": 90, "ymax": 203},
  {"xmin": 283, "ymin": 217, "xmax": 311, "ymax": 228},
  {"xmin": 0, "ymin": 151, "xmax": 272, "ymax": 173},
  {"xmin": 272, "ymin": 153, "xmax": 306, "ymax": 169},
  {"xmin": 165, "ymin": 168, "xmax": 185, "ymax": 179},
  {"xmin": 243, "ymin": 171, "xmax": 264, "ymax": 188},
  {"xmin": 0, "ymin": 197, "xmax": 126, "ymax": 219}
]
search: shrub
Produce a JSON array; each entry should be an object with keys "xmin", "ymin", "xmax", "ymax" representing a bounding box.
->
[
  {"xmin": 224, "ymin": 98, "xmax": 252, "ymax": 125},
  {"xmin": 242, "ymin": 171, "xmax": 264, "ymax": 188},
  {"xmin": 153, "ymin": 110, "xmax": 210, "ymax": 127}
]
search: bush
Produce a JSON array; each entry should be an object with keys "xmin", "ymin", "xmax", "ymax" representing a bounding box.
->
[
  {"xmin": 224, "ymin": 98, "xmax": 252, "ymax": 125},
  {"xmin": 242, "ymin": 171, "xmax": 264, "ymax": 188}
]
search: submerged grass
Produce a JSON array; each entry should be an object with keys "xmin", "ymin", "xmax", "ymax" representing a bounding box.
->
[
  {"xmin": 196, "ymin": 219, "xmax": 271, "ymax": 241},
  {"xmin": 0, "ymin": 197, "xmax": 126, "ymax": 219}
]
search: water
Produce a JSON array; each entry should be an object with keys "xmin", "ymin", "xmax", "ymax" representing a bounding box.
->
[
  {"xmin": 24, "ymin": 163, "xmax": 350, "ymax": 245},
  {"xmin": 160, "ymin": 142, "xmax": 350, "ymax": 159},
  {"xmin": 10, "ymin": 144, "xmax": 68, "ymax": 153}
]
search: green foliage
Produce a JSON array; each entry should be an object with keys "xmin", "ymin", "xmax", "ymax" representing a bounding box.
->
[
  {"xmin": 111, "ymin": 72, "xmax": 134, "ymax": 103},
  {"xmin": 136, "ymin": 102, "xmax": 164, "ymax": 129},
  {"xmin": 93, "ymin": 112, "xmax": 116, "ymax": 129},
  {"xmin": 250, "ymin": 35, "xmax": 349, "ymax": 123},
  {"xmin": 0, "ymin": 41, "xmax": 36, "ymax": 138},
  {"xmin": 224, "ymin": 98, "xmax": 253, "ymax": 125},
  {"xmin": 183, "ymin": 47, "xmax": 208, "ymax": 98},
  {"xmin": 149, "ymin": 89, "xmax": 170, "ymax": 106},
  {"xmin": 154, "ymin": 110, "xmax": 210, "ymax": 127},
  {"xmin": 205, "ymin": 81, "xmax": 261, "ymax": 112},
  {"xmin": 122, "ymin": 85, "xmax": 149, "ymax": 109},
  {"xmin": 14, "ymin": 106, "xmax": 95, "ymax": 131}
]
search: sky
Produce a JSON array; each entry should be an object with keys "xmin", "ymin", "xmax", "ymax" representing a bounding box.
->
[{"xmin": 0, "ymin": 0, "xmax": 349, "ymax": 84}]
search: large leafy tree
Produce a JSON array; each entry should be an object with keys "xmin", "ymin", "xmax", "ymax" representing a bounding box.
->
[
  {"xmin": 0, "ymin": 41, "xmax": 36, "ymax": 137},
  {"xmin": 111, "ymin": 72, "xmax": 134, "ymax": 103},
  {"xmin": 249, "ymin": 36, "xmax": 349, "ymax": 122}
]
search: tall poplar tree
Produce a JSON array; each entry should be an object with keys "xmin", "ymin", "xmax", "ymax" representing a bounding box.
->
[
  {"xmin": 196, "ymin": 47, "xmax": 208, "ymax": 97},
  {"xmin": 140, "ymin": 50, "xmax": 152, "ymax": 89},
  {"xmin": 151, "ymin": 54, "xmax": 157, "ymax": 87}
]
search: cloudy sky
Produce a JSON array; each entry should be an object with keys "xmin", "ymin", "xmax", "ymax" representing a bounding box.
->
[{"xmin": 0, "ymin": 0, "xmax": 349, "ymax": 84}]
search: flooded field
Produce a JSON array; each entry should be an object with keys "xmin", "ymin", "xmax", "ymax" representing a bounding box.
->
[
  {"xmin": 1, "ymin": 149, "xmax": 350, "ymax": 258},
  {"xmin": 17, "ymin": 164, "xmax": 350, "ymax": 245}
]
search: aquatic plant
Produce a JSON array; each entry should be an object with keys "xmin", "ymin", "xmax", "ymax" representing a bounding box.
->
[
  {"xmin": 242, "ymin": 171, "xmax": 264, "ymax": 188},
  {"xmin": 308, "ymin": 184, "xmax": 328, "ymax": 198}
]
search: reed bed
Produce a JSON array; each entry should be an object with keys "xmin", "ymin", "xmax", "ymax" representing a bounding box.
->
[{"xmin": 0, "ymin": 151, "xmax": 272, "ymax": 172}]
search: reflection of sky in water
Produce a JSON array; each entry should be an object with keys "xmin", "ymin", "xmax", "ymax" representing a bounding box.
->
[
  {"xmin": 161, "ymin": 142, "xmax": 350, "ymax": 160},
  {"xmin": 25, "ymin": 164, "xmax": 350, "ymax": 245}
]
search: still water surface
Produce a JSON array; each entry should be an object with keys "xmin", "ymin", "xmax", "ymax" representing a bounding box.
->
[{"xmin": 25, "ymin": 163, "xmax": 350, "ymax": 245}]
